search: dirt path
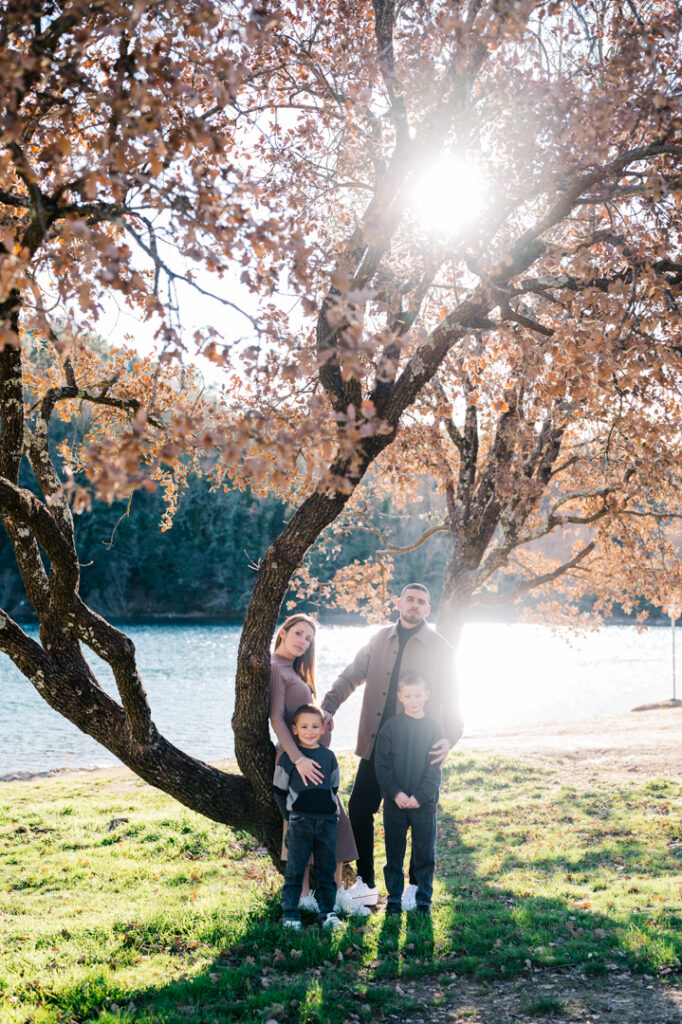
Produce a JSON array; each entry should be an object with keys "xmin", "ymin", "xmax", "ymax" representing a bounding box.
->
[
  {"xmin": 380, "ymin": 968, "xmax": 682, "ymax": 1024},
  {"xmin": 458, "ymin": 704, "xmax": 682, "ymax": 783}
]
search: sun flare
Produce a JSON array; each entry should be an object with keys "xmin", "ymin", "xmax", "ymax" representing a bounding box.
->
[{"xmin": 411, "ymin": 156, "xmax": 487, "ymax": 235}]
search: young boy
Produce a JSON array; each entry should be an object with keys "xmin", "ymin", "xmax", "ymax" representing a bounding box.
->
[
  {"xmin": 273, "ymin": 704, "xmax": 342, "ymax": 930},
  {"xmin": 374, "ymin": 671, "xmax": 443, "ymax": 917}
]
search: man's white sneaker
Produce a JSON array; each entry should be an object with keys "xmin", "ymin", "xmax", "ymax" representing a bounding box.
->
[
  {"xmin": 323, "ymin": 912, "xmax": 344, "ymax": 930},
  {"xmin": 401, "ymin": 883, "xmax": 418, "ymax": 911},
  {"xmin": 345, "ymin": 876, "xmax": 379, "ymax": 908},
  {"xmin": 283, "ymin": 919, "xmax": 301, "ymax": 930},
  {"xmin": 298, "ymin": 892, "xmax": 319, "ymax": 913},
  {"xmin": 334, "ymin": 886, "xmax": 371, "ymax": 917}
]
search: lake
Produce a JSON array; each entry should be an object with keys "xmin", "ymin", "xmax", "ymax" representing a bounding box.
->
[{"xmin": 0, "ymin": 621, "xmax": 678, "ymax": 777}]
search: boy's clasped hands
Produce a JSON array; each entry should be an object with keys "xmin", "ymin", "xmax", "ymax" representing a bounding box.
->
[{"xmin": 393, "ymin": 791, "xmax": 420, "ymax": 809}]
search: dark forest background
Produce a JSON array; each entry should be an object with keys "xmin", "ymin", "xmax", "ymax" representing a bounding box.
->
[
  {"xmin": 0, "ymin": 431, "xmax": 451, "ymax": 621},
  {"xmin": 0, "ymin": 458, "xmax": 665, "ymax": 624}
]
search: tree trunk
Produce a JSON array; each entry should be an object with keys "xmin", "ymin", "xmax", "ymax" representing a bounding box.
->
[
  {"xmin": 436, "ymin": 561, "xmax": 475, "ymax": 651},
  {"xmin": 232, "ymin": 438, "xmax": 393, "ymax": 854}
]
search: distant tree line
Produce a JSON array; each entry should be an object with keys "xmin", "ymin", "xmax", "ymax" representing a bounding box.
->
[
  {"xmin": 0, "ymin": 437, "xmax": 451, "ymax": 621},
  {"xmin": 0, "ymin": 450, "xmax": 666, "ymax": 623}
]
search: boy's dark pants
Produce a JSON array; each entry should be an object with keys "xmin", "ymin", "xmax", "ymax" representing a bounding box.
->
[
  {"xmin": 281, "ymin": 813, "xmax": 337, "ymax": 923},
  {"xmin": 382, "ymin": 800, "xmax": 436, "ymax": 910}
]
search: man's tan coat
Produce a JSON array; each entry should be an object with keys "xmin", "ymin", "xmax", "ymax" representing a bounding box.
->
[{"xmin": 321, "ymin": 621, "xmax": 463, "ymax": 759}]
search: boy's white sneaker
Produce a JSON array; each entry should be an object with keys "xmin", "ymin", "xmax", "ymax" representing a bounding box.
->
[
  {"xmin": 401, "ymin": 883, "xmax": 418, "ymax": 911},
  {"xmin": 283, "ymin": 919, "xmax": 301, "ymax": 930},
  {"xmin": 298, "ymin": 892, "xmax": 319, "ymax": 912},
  {"xmin": 334, "ymin": 886, "xmax": 371, "ymax": 917},
  {"xmin": 323, "ymin": 912, "xmax": 344, "ymax": 930},
  {"xmin": 345, "ymin": 876, "xmax": 379, "ymax": 907}
]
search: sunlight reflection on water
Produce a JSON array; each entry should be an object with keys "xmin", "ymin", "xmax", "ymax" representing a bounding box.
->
[{"xmin": 0, "ymin": 620, "xmax": 676, "ymax": 775}]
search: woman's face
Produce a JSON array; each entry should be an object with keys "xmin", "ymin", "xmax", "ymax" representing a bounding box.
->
[{"xmin": 277, "ymin": 621, "xmax": 315, "ymax": 660}]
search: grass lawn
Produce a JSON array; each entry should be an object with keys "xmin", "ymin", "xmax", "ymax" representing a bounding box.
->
[{"xmin": 1, "ymin": 753, "xmax": 680, "ymax": 1023}]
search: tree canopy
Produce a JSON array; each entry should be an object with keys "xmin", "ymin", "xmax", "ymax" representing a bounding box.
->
[{"xmin": 1, "ymin": 0, "xmax": 681, "ymax": 858}]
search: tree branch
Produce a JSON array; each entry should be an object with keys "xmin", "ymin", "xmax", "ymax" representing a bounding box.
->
[
  {"xmin": 382, "ymin": 522, "xmax": 448, "ymax": 556},
  {"xmin": 474, "ymin": 541, "xmax": 597, "ymax": 607}
]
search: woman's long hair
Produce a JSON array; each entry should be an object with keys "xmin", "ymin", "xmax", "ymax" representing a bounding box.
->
[{"xmin": 274, "ymin": 613, "xmax": 317, "ymax": 697}]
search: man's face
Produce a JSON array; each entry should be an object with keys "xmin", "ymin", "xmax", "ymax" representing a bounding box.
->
[
  {"xmin": 399, "ymin": 587, "xmax": 430, "ymax": 626},
  {"xmin": 292, "ymin": 713, "xmax": 324, "ymax": 748}
]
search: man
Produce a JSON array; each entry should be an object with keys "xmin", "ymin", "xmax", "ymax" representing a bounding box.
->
[{"xmin": 321, "ymin": 583, "xmax": 462, "ymax": 908}]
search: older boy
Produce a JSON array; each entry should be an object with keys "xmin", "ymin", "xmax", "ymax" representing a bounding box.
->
[
  {"xmin": 273, "ymin": 704, "xmax": 342, "ymax": 930},
  {"xmin": 374, "ymin": 672, "xmax": 443, "ymax": 916}
]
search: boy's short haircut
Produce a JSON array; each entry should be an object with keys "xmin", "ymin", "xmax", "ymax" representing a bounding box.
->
[
  {"xmin": 400, "ymin": 582, "xmax": 430, "ymax": 600},
  {"xmin": 293, "ymin": 703, "xmax": 324, "ymax": 724},
  {"xmin": 398, "ymin": 671, "xmax": 429, "ymax": 691}
]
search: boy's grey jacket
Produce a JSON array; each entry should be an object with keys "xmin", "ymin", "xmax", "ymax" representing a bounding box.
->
[
  {"xmin": 375, "ymin": 713, "xmax": 443, "ymax": 806},
  {"xmin": 320, "ymin": 620, "xmax": 463, "ymax": 759},
  {"xmin": 273, "ymin": 744, "xmax": 340, "ymax": 819}
]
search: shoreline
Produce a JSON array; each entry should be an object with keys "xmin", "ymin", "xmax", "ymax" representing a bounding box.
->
[{"xmin": 2, "ymin": 704, "xmax": 680, "ymax": 785}]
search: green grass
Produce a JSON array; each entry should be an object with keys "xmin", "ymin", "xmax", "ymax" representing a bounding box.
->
[{"xmin": 0, "ymin": 754, "xmax": 680, "ymax": 1023}]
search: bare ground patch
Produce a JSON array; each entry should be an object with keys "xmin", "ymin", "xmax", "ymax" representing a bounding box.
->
[
  {"xmin": 458, "ymin": 706, "xmax": 682, "ymax": 784},
  {"xmin": 379, "ymin": 968, "xmax": 682, "ymax": 1024}
]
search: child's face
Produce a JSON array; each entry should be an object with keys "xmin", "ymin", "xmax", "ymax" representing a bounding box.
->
[
  {"xmin": 396, "ymin": 683, "xmax": 429, "ymax": 717},
  {"xmin": 292, "ymin": 712, "xmax": 324, "ymax": 748}
]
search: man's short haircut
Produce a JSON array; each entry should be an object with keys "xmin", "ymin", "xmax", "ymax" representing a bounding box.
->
[
  {"xmin": 400, "ymin": 582, "xmax": 430, "ymax": 601},
  {"xmin": 398, "ymin": 671, "xmax": 429, "ymax": 691},
  {"xmin": 293, "ymin": 703, "xmax": 324, "ymax": 724}
]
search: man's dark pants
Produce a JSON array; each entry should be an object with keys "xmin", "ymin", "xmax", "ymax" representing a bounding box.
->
[
  {"xmin": 382, "ymin": 799, "xmax": 436, "ymax": 910},
  {"xmin": 348, "ymin": 749, "xmax": 417, "ymax": 889},
  {"xmin": 281, "ymin": 813, "xmax": 337, "ymax": 923}
]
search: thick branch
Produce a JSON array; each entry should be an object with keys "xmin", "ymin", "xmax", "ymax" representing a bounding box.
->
[
  {"xmin": 474, "ymin": 541, "xmax": 597, "ymax": 607},
  {"xmin": 0, "ymin": 296, "xmax": 24, "ymax": 482},
  {"xmin": 0, "ymin": 605, "xmax": 275, "ymax": 847},
  {"xmin": 372, "ymin": 0, "xmax": 409, "ymax": 144},
  {"xmin": 0, "ymin": 478, "xmax": 78, "ymax": 589},
  {"xmin": 71, "ymin": 597, "xmax": 154, "ymax": 744},
  {"xmin": 382, "ymin": 522, "xmax": 448, "ymax": 556}
]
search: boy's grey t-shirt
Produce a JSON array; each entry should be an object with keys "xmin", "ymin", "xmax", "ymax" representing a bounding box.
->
[{"xmin": 374, "ymin": 713, "xmax": 443, "ymax": 807}]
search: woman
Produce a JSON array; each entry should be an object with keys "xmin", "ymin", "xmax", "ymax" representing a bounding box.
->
[{"xmin": 269, "ymin": 612, "xmax": 364, "ymax": 915}]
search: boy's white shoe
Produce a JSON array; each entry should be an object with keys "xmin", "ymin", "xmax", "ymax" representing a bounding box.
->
[
  {"xmin": 323, "ymin": 912, "xmax": 344, "ymax": 930},
  {"xmin": 298, "ymin": 892, "xmax": 319, "ymax": 912},
  {"xmin": 401, "ymin": 883, "xmax": 418, "ymax": 911},
  {"xmin": 283, "ymin": 919, "xmax": 301, "ymax": 930},
  {"xmin": 334, "ymin": 885, "xmax": 371, "ymax": 917},
  {"xmin": 345, "ymin": 876, "xmax": 379, "ymax": 908}
]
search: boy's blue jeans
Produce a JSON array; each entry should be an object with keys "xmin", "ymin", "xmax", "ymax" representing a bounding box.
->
[
  {"xmin": 383, "ymin": 800, "xmax": 436, "ymax": 909},
  {"xmin": 281, "ymin": 813, "xmax": 338, "ymax": 922}
]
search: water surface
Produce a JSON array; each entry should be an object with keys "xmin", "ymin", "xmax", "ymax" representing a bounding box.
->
[{"xmin": 0, "ymin": 621, "xmax": 677, "ymax": 776}]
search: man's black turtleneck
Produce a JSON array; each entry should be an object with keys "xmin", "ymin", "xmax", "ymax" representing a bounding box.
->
[{"xmin": 379, "ymin": 618, "xmax": 424, "ymax": 728}]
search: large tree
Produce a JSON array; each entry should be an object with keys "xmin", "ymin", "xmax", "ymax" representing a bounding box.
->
[
  {"xmin": 311, "ymin": 305, "xmax": 682, "ymax": 646},
  {"xmin": 1, "ymin": 0, "xmax": 681, "ymax": 860}
]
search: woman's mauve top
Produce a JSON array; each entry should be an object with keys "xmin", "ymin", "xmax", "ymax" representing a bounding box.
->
[
  {"xmin": 269, "ymin": 650, "xmax": 358, "ymax": 862},
  {"xmin": 269, "ymin": 652, "xmax": 331, "ymax": 761}
]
